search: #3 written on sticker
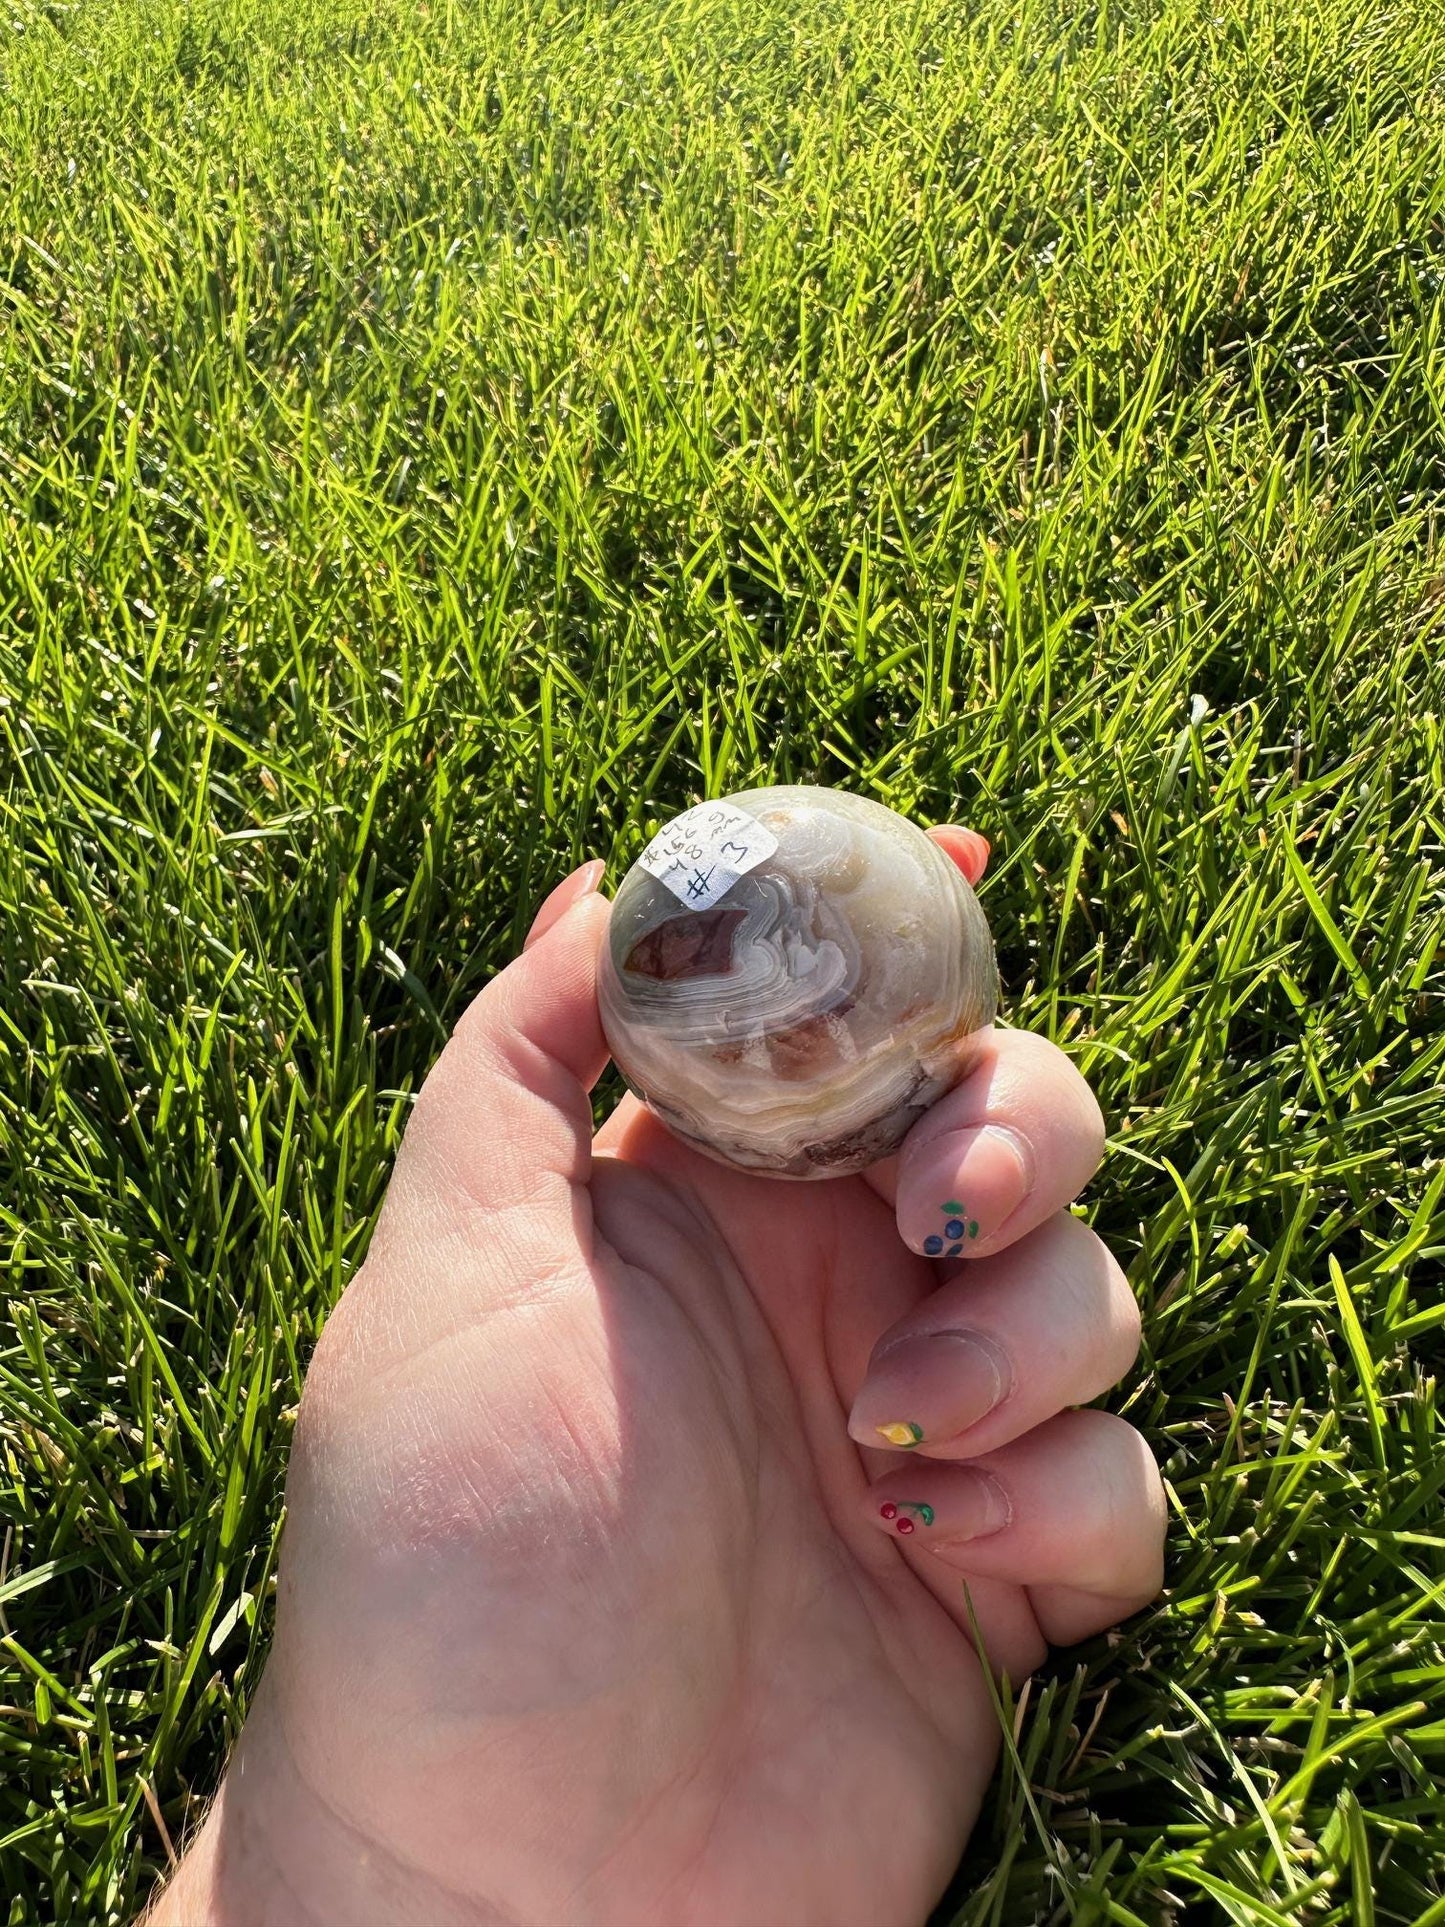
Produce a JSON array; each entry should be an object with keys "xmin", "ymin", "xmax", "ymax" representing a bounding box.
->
[{"xmin": 638, "ymin": 802, "xmax": 779, "ymax": 912}]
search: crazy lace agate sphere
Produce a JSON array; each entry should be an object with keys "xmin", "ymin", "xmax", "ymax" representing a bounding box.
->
[{"xmin": 598, "ymin": 786, "xmax": 998, "ymax": 1178}]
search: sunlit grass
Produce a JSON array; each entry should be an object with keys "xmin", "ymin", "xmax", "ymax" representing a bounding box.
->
[{"xmin": 2, "ymin": 0, "xmax": 1443, "ymax": 1918}]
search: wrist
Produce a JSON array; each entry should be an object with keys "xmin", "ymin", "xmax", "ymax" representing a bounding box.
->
[{"xmin": 146, "ymin": 1688, "xmax": 508, "ymax": 1927}]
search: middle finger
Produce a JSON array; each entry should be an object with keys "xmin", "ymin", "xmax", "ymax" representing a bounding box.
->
[{"xmin": 845, "ymin": 1212, "xmax": 1141, "ymax": 1461}]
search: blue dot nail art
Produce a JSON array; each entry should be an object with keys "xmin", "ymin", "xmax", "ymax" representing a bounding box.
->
[{"xmin": 931, "ymin": 1201, "xmax": 981, "ymax": 1257}]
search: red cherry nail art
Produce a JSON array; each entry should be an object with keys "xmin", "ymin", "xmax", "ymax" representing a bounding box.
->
[{"xmin": 878, "ymin": 1499, "xmax": 936, "ymax": 1536}]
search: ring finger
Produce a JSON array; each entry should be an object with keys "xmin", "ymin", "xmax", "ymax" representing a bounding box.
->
[{"xmin": 865, "ymin": 1409, "xmax": 1166, "ymax": 1647}]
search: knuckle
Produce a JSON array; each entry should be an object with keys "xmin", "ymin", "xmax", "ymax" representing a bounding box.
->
[
  {"xmin": 1102, "ymin": 1253, "xmax": 1144, "ymax": 1372},
  {"xmin": 1078, "ymin": 1082, "xmax": 1107, "ymax": 1162},
  {"xmin": 1067, "ymin": 1413, "xmax": 1165, "ymax": 1586},
  {"xmin": 1047, "ymin": 1219, "xmax": 1140, "ymax": 1380},
  {"xmin": 1013, "ymin": 1029, "xmax": 1106, "ymax": 1135}
]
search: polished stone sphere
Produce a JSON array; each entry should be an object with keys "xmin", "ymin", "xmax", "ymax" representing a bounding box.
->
[{"xmin": 598, "ymin": 786, "xmax": 997, "ymax": 1177}]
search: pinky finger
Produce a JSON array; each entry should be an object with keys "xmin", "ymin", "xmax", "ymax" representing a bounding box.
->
[{"xmin": 867, "ymin": 1410, "xmax": 1166, "ymax": 1643}]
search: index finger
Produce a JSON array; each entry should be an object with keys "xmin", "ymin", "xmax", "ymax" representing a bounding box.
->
[
  {"xmin": 862, "ymin": 821, "xmax": 1106, "ymax": 1255},
  {"xmin": 863, "ymin": 1026, "xmax": 1106, "ymax": 1256}
]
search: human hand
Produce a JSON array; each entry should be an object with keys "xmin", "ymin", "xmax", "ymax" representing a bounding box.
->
[{"xmin": 151, "ymin": 829, "xmax": 1164, "ymax": 1927}]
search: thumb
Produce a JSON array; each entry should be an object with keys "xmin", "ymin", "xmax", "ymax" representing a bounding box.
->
[{"xmin": 385, "ymin": 864, "xmax": 612, "ymax": 1234}]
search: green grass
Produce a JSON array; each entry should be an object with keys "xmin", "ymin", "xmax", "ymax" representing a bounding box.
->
[{"xmin": 2, "ymin": 0, "xmax": 1443, "ymax": 1917}]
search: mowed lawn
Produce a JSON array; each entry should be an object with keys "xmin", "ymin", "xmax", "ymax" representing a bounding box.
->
[{"xmin": 2, "ymin": 0, "xmax": 1444, "ymax": 1918}]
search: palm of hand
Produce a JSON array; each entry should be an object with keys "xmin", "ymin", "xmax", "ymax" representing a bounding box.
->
[{"xmin": 276, "ymin": 1125, "xmax": 995, "ymax": 1927}]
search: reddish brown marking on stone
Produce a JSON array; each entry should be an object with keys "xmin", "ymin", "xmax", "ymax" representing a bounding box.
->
[
  {"xmin": 624, "ymin": 907, "xmax": 748, "ymax": 982},
  {"xmin": 764, "ymin": 1000, "xmax": 855, "ymax": 1083}
]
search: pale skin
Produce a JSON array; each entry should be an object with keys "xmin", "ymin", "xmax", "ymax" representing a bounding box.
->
[{"xmin": 149, "ymin": 829, "xmax": 1165, "ymax": 1927}]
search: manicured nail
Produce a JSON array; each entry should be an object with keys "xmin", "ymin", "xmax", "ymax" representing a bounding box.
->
[
  {"xmin": 927, "ymin": 825, "xmax": 991, "ymax": 887},
  {"xmin": 872, "ymin": 1469, "xmax": 1012, "ymax": 1543},
  {"xmin": 878, "ymin": 1500, "xmax": 934, "ymax": 1534},
  {"xmin": 875, "ymin": 1420, "xmax": 925, "ymax": 1449},
  {"xmin": 523, "ymin": 859, "xmax": 606, "ymax": 950},
  {"xmin": 850, "ymin": 1331, "xmax": 1012, "ymax": 1450},
  {"xmin": 902, "ymin": 1126, "xmax": 1033, "ymax": 1255}
]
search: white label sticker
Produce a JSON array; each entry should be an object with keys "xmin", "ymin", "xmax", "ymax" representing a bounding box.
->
[{"xmin": 637, "ymin": 801, "xmax": 779, "ymax": 910}]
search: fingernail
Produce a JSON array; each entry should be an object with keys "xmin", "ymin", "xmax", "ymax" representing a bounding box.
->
[
  {"xmin": 848, "ymin": 1330, "xmax": 1012, "ymax": 1450},
  {"xmin": 872, "ymin": 1469, "xmax": 1012, "ymax": 1543},
  {"xmin": 902, "ymin": 1125, "xmax": 1033, "ymax": 1255},
  {"xmin": 875, "ymin": 1420, "xmax": 925, "ymax": 1449},
  {"xmin": 928, "ymin": 825, "xmax": 991, "ymax": 887},
  {"xmin": 523, "ymin": 859, "xmax": 606, "ymax": 951},
  {"xmin": 876, "ymin": 1498, "xmax": 934, "ymax": 1534}
]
